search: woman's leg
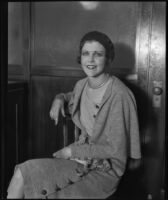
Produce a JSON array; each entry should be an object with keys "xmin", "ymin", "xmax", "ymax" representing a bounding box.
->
[
  {"xmin": 56, "ymin": 170, "xmax": 119, "ymax": 199},
  {"xmin": 7, "ymin": 158, "xmax": 82, "ymax": 199},
  {"xmin": 7, "ymin": 168, "xmax": 24, "ymax": 199}
]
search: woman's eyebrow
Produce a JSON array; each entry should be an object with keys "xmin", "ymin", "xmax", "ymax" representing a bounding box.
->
[{"xmin": 81, "ymin": 50, "xmax": 105, "ymax": 53}]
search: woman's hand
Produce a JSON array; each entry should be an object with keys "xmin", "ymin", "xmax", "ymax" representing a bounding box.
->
[
  {"xmin": 53, "ymin": 147, "xmax": 72, "ymax": 159},
  {"xmin": 49, "ymin": 97, "xmax": 65, "ymax": 125}
]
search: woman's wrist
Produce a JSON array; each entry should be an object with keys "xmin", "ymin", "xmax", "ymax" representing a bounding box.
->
[{"xmin": 55, "ymin": 93, "xmax": 65, "ymax": 102}]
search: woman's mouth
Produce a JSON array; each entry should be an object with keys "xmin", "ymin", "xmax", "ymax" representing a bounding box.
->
[{"xmin": 87, "ymin": 65, "xmax": 96, "ymax": 70}]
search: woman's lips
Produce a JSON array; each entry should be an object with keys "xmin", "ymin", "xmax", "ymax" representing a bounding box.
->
[{"xmin": 87, "ymin": 65, "xmax": 96, "ymax": 70}]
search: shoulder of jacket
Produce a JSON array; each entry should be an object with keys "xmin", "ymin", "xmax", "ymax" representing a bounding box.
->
[
  {"xmin": 112, "ymin": 76, "xmax": 137, "ymax": 106},
  {"xmin": 113, "ymin": 76, "xmax": 133, "ymax": 96}
]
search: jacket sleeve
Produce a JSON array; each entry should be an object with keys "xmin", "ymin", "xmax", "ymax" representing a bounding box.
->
[
  {"xmin": 70, "ymin": 92, "xmax": 141, "ymax": 160},
  {"xmin": 54, "ymin": 92, "xmax": 73, "ymax": 103},
  {"xmin": 54, "ymin": 81, "xmax": 79, "ymax": 113}
]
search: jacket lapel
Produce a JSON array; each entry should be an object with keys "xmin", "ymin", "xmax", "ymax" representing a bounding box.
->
[
  {"xmin": 98, "ymin": 76, "xmax": 115, "ymax": 109},
  {"xmin": 90, "ymin": 76, "xmax": 115, "ymax": 141},
  {"xmin": 71, "ymin": 76, "xmax": 115, "ymax": 139},
  {"xmin": 71, "ymin": 78, "xmax": 88, "ymax": 128}
]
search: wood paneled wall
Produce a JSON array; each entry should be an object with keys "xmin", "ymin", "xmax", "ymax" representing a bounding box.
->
[
  {"xmin": 31, "ymin": 2, "xmax": 139, "ymax": 73},
  {"xmin": 8, "ymin": 2, "xmax": 30, "ymax": 80},
  {"xmin": 8, "ymin": 2, "xmax": 166, "ymax": 199},
  {"xmin": 29, "ymin": 76, "xmax": 81, "ymax": 158}
]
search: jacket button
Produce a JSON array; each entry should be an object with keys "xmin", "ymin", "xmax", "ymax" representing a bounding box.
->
[
  {"xmin": 93, "ymin": 114, "xmax": 96, "ymax": 118},
  {"xmin": 95, "ymin": 105, "xmax": 99, "ymax": 109},
  {"xmin": 55, "ymin": 186, "xmax": 61, "ymax": 191},
  {"xmin": 41, "ymin": 189, "xmax": 47, "ymax": 195},
  {"xmin": 68, "ymin": 179, "xmax": 74, "ymax": 185}
]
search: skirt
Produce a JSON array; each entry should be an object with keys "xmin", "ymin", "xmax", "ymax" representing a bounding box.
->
[{"xmin": 12, "ymin": 158, "xmax": 120, "ymax": 199}]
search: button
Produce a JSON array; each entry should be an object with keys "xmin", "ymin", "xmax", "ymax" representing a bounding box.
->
[
  {"xmin": 41, "ymin": 189, "xmax": 47, "ymax": 195},
  {"xmin": 68, "ymin": 179, "xmax": 74, "ymax": 184},
  {"xmin": 55, "ymin": 186, "xmax": 61, "ymax": 191},
  {"xmin": 93, "ymin": 114, "xmax": 96, "ymax": 118},
  {"xmin": 95, "ymin": 105, "xmax": 99, "ymax": 109}
]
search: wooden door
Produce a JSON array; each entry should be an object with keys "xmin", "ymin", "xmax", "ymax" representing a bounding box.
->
[{"xmin": 138, "ymin": 3, "xmax": 166, "ymax": 199}]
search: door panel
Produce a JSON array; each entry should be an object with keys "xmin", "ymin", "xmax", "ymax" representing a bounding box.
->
[{"xmin": 8, "ymin": 2, "xmax": 30, "ymax": 80}]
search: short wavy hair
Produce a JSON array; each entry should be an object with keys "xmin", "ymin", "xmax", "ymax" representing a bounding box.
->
[{"xmin": 77, "ymin": 31, "xmax": 115, "ymax": 64}]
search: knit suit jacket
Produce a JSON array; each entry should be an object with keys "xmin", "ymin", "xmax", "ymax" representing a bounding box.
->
[{"xmin": 58, "ymin": 76, "xmax": 141, "ymax": 178}]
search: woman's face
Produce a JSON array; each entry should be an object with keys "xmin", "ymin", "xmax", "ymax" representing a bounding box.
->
[{"xmin": 81, "ymin": 41, "xmax": 107, "ymax": 78}]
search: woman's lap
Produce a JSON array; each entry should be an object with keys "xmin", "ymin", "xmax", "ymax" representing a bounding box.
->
[
  {"xmin": 16, "ymin": 158, "xmax": 119, "ymax": 199},
  {"xmin": 56, "ymin": 169, "xmax": 119, "ymax": 199}
]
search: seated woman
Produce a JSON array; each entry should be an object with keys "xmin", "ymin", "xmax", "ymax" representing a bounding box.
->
[{"xmin": 7, "ymin": 31, "xmax": 141, "ymax": 199}]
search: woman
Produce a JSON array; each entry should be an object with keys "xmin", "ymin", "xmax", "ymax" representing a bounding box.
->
[{"xmin": 7, "ymin": 31, "xmax": 141, "ymax": 199}]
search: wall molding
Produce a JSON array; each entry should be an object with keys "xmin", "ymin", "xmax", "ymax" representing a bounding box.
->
[
  {"xmin": 8, "ymin": 64, "xmax": 24, "ymax": 75},
  {"xmin": 31, "ymin": 65, "xmax": 85, "ymax": 77}
]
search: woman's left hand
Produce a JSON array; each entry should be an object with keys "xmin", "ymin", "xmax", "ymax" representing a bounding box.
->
[{"xmin": 53, "ymin": 147, "xmax": 72, "ymax": 159}]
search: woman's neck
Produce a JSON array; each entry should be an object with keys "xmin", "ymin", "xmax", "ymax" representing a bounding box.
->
[{"xmin": 88, "ymin": 73, "xmax": 109, "ymax": 89}]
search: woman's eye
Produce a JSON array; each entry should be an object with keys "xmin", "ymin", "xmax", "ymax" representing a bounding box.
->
[
  {"xmin": 81, "ymin": 51, "xmax": 105, "ymax": 57},
  {"xmin": 94, "ymin": 52, "xmax": 104, "ymax": 57},
  {"xmin": 81, "ymin": 51, "xmax": 89, "ymax": 56}
]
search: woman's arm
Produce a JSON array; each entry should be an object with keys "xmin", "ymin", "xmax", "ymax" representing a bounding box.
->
[{"xmin": 49, "ymin": 91, "xmax": 74, "ymax": 125}]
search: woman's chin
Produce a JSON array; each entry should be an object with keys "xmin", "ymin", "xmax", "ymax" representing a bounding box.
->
[
  {"xmin": 84, "ymin": 71, "xmax": 95, "ymax": 77},
  {"xmin": 85, "ymin": 72, "xmax": 104, "ymax": 78}
]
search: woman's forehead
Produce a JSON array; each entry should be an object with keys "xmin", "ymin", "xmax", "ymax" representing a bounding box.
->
[{"xmin": 82, "ymin": 41, "xmax": 105, "ymax": 51}]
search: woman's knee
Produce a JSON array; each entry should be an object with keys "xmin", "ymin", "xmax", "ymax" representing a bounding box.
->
[
  {"xmin": 14, "ymin": 167, "xmax": 23, "ymax": 179},
  {"xmin": 7, "ymin": 168, "xmax": 24, "ymax": 198}
]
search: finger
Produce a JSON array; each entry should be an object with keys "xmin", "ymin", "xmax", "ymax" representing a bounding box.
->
[
  {"xmin": 53, "ymin": 113, "xmax": 59, "ymax": 125},
  {"xmin": 54, "ymin": 118, "xmax": 58, "ymax": 125},
  {"xmin": 51, "ymin": 107, "xmax": 60, "ymax": 121},
  {"xmin": 53, "ymin": 151, "xmax": 61, "ymax": 158},
  {"xmin": 50, "ymin": 109, "xmax": 57, "ymax": 119},
  {"xmin": 49, "ymin": 110, "xmax": 54, "ymax": 118},
  {"xmin": 61, "ymin": 107, "xmax": 65, "ymax": 117},
  {"xmin": 53, "ymin": 152, "xmax": 57, "ymax": 157}
]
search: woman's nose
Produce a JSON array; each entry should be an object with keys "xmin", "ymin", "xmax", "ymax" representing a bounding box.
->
[{"xmin": 88, "ymin": 53, "xmax": 94, "ymax": 62}]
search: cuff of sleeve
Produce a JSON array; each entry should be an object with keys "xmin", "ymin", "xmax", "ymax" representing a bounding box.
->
[
  {"xmin": 55, "ymin": 93, "xmax": 65, "ymax": 101},
  {"xmin": 70, "ymin": 144, "xmax": 90, "ymax": 160}
]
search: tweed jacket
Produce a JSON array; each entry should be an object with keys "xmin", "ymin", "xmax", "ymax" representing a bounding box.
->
[{"xmin": 57, "ymin": 76, "xmax": 141, "ymax": 178}]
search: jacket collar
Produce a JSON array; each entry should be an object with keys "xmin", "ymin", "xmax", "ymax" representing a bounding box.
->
[{"xmin": 72, "ymin": 76, "xmax": 115, "ymax": 116}]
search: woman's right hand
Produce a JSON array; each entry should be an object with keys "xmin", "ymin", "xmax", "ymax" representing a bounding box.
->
[{"xmin": 49, "ymin": 97, "xmax": 65, "ymax": 125}]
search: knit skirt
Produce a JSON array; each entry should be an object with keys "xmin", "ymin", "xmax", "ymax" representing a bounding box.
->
[{"xmin": 11, "ymin": 158, "xmax": 119, "ymax": 199}]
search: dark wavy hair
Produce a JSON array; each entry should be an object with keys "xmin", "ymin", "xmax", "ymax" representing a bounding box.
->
[{"xmin": 77, "ymin": 31, "xmax": 115, "ymax": 64}]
